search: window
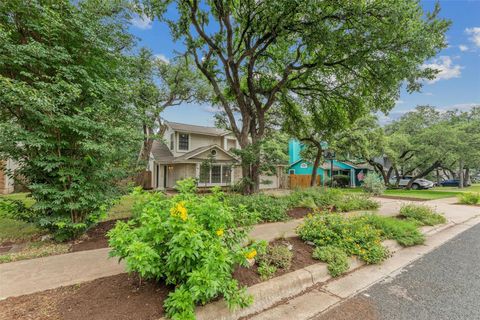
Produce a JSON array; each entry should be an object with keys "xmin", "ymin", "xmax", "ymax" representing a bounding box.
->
[
  {"xmin": 199, "ymin": 165, "xmax": 210, "ymax": 183},
  {"xmin": 211, "ymin": 165, "xmax": 221, "ymax": 183},
  {"xmin": 222, "ymin": 166, "xmax": 231, "ymax": 183},
  {"xmin": 178, "ymin": 133, "xmax": 189, "ymax": 150},
  {"xmin": 170, "ymin": 133, "xmax": 174, "ymax": 150},
  {"xmin": 198, "ymin": 164, "xmax": 232, "ymax": 185}
]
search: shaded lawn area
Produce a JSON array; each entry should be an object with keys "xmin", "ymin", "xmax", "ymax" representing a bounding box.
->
[
  {"xmin": 432, "ymin": 183, "xmax": 480, "ymax": 193},
  {"xmin": 343, "ymin": 187, "xmax": 460, "ymax": 200},
  {"xmin": 0, "ymin": 193, "xmax": 137, "ymax": 243}
]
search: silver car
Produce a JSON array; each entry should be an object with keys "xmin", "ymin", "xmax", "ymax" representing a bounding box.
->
[{"xmin": 389, "ymin": 176, "xmax": 434, "ymax": 190}]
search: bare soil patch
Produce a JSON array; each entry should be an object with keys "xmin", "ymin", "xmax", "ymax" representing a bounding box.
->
[
  {"xmin": 0, "ymin": 273, "xmax": 170, "ymax": 320},
  {"xmin": 71, "ymin": 219, "xmax": 127, "ymax": 252},
  {"xmin": 286, "ymin": 207, "xmax": 312, "ymax": 219},
  {"xmin": 233, "ymin": 236, "xmax": 316, "ymax": 287}
]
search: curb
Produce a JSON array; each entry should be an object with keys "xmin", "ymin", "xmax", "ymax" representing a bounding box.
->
[{"xmin": 158, "ymin": 219, "xmax": 469, "ymax": 320}]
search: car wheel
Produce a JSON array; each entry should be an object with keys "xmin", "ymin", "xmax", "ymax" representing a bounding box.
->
[{"xmin": 411, "ymin": 183, "xmax": 420, "ymax": 190}]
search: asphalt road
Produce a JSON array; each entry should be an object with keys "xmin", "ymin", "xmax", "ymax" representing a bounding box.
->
[{"xmin": 314, "ymin": 222, "xmax": 480, "ymax": 320}]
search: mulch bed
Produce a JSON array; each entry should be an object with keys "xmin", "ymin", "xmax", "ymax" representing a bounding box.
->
[
  {"xmin": 0, "ymin": 237, "xmax": 318, "ymax": 320},
  {"xmin": 233, "ymin": 237, "xmax": 317, "ymax": 287},
  {"xmin": 376, "ymin": 195, "xmax": 426, "ymax": 202},
  {"xmin": 286, "ymin": 207, "xmax": 312, "ymax": 219},
  {"xmin": 0, "ymin": 273, "xmax": 170, "ymax": 320},
  {"xmin": 70, "ymin": 219, "xmax": 128, "ymax": 252}
]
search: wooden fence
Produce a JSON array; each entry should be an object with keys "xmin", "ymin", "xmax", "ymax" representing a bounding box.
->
[{"xmin": 289, "ymin": 174, "xmax": 320, "ymax": 189}]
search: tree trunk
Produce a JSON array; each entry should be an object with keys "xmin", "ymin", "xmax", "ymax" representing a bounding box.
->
[
  {"xmin": 459, "ymin": 159, "xmax": 464, "ymax": 189},
  {"xmin": 436, "ymin": 169, "xmax": 440, "ymax": 186},
  {"xmin": 465, "ymin": 167, "xmax": 470, "ymax": 186},
  {"xmin": 406, "ymin": 161, "xmax": 440, "ymax": 189},
  {"xmin": 310, "ymin": 147, "xmax": 322, "ymax": 187}
]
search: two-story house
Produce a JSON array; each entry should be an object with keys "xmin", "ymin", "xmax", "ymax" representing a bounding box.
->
[{"xmin": 148, "ymin": 121, "xmax": 242, "ymax": 189}]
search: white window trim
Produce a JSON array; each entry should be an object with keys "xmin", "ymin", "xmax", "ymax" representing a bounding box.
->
[
  {"xmin": 177, "ymin": 132, "xmax": 190, "ymax": 152},
  {"xmin": 197, "ymin": 164, "xmax": 233, "ymax": 186}
]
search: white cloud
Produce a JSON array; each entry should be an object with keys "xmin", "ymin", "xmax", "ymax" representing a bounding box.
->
[
  {"xmin": 203, "ymin": 105, "xmax": 222, "ymax": 114},
  {"xmin": 424, "ymin": 92, "xmax": 433, "ymax": 96},
  {"xmin": 439, "ymin": 103, "xmax": 479, "ymax": 112},
  {"xmin": 395, "ymin": 99, "xmax": 404, "ymax": 105},
  {"xmin": 154, "ymin": 54, "xmax": 169, "ymax": 64},
  {"xmin": 422, "ymin": 56, "xmax": 463, "ymax": 84},
  {"xmin": 459, "ymin": 44, "xmax": 469, "ymax": 52},
  {"xmin": 131, "ymin": 14, "xmax": 152, "ymax": 30},
  {"xmin": 466, "ymin": 27, "xmax": 480, "ymax": 47}
]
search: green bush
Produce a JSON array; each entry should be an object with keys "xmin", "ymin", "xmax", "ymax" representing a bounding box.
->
[
  {"xmin": 0, "ymin": 198, "xmax": 36, "ymax": 222},
  {"xmin": 458, "ymin": 192, "xmax": 480, "ymax": 205},
  {"xmin": 332, "ymin": 175, "xmax": 350, "ymax": 188},
  {"xmin": 225, "ymin": 194, "xmax": 289, "ymax": 222},
  {"xmin": 108, "ymin": 179, "xmax": 260, "ymax": 320},
  {"xmin": 297, "ymin": 213, "xmax": 388, "ymax": 264},
  {"xmin": 334, "ymin": 194, "xmax": 380, "ymax": 212},
  {"xmin": 312, "ymin": 246, "xmax": 349, "ymax": 277},
  {"xmin": 257, "ymin": 262, "xmax": 277, "ymax": 281},
  {"xmin": 258, "ymin": 244, "xmax": 293, "ymax": 270},
  {"xmin": 288, "ymin": 188, "xmax": 379, "ymax": 212},
  {"xmin": 399, "ymin": 204, "xmax": 446, "ymax": 226},
  {"xmin": 362, "ymin": 215, "xmax": 425, "ymax": 247},
  {"xmin": 362, "ymin": 173, "xmax": 385, "ymax": 195}
]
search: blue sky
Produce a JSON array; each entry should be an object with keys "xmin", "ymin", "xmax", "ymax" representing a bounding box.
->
[{"xmin": 129, "ymin": 0, "xmax": 480, "ymax": 126}]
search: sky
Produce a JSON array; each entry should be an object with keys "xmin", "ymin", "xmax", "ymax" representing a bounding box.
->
[{"xmin": 128, "ymin": 0, "xmax": 480, "ymax": 126}]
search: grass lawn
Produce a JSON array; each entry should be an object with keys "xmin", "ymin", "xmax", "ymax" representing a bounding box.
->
[
  {"xmin": 431, "ymin": 183, "xmax": 480, "ymax": 193},
  {"xmin": 0, "ymin": 192, "xmax": 138, "ymax": 243}
]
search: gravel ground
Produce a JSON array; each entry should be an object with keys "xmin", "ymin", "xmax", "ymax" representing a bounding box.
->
[{"xmin": 315, "ymin": 222, "xmax": 480, "ymax": 320}]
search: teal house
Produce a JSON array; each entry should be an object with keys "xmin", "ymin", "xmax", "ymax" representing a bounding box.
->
[{"xmin": 288, "ymin": 139, "xmax": 371, "ymax": 187}]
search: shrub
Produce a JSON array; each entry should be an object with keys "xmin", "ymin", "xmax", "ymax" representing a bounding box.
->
[
  {"xmin": 108, "ymin": 179, "xmax": 260, "ymax": 320},
  {"xmin": 257, "ymin": 262, "xmax": 277, "ymax": 281},
  {"xmin": 362, "ymin": 215, "xmax": 425, "ymax": 247},
  {"xmin": 332, "ymin": 175, "xmax": 350, "ymax": 188},
  {"xmin": 312, "ymin": 246, "xmax": 349, "ymax": 277},
  {"xmin": 297, "ymin": 213, "xmax": 388, "ymax": 264},
  {"xmin": 258, "ymin": 244, "xmax": 293, "ymax": 270},
  {"xmin": 225, "ymin": 194, "xmax": 288, "ymax": 222},
  {"xmin": 0, "ymin": 198, "xmax": 36, "ymax": 222},
  {"xmin": 458, "ymin": 192, "xmax": 480, "ymax": 205},
  {"xmin": 288, "ymin": 188, "xmax": 379, "ymax": 212},
  {"xmin": 335, "ymin": 194, "xmax": 380, "ymax": 212},
  {"xmin": 399, "ymin": 204, "xmax": 446, "ymax": 226},
  {"xmin": 362, "ymin": 174, "xmax": 386, "ymax": 195}
]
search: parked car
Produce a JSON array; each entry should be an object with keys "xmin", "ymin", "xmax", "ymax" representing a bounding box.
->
[
  {"xmin": 439, "ymin": 179, "xmax": 471, "ymax": 187},
  {"xmin": 389, "ymin": 176, "xmax": 434, "ymax": 189}
]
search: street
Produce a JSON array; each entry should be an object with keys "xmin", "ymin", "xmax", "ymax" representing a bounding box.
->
[{"xmin": 314, "ymin": 222, "xmax": 480, "ymax": 320}]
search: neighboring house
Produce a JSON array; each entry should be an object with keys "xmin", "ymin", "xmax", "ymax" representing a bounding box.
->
[
  {"xmin": 288, "ymin": 139, "xmax": 372, "ymax": 187},
  {"xmin": 0, "ymin": 159, "xmax": 16, "ymax": 194}
]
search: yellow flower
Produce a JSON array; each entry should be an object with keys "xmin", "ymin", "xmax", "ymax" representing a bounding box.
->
[
  {"xmin": 216, "ymin": 229, "xmax": 224, "ymax": 237},
  {"xmin": 245, "ymin": 249, "xmax": 257, "ymax": 259},
  {"xmin": 170, "ymin": 201, "xmax": 188, "ymax": 221}
]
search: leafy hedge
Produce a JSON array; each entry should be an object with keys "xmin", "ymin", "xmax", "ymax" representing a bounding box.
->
[
  {"xmin": 108, "ymin": 179, "xmax": 261, "ymax": 320},
  {"xmin": 225, "ymin": 194, "xmax": 289, "ymax": 222}
]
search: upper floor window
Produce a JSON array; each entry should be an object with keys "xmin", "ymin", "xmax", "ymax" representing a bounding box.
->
[
  {"xmin": 178, "ymin": 133, "xmax": 189, "ymax": 151},
  {"xmin": 170, "ymin": 133, "xmax": 174, "ymax": 150}
]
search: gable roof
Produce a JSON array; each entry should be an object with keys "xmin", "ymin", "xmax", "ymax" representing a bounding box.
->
[
  {"xmin": 166, "ymin": 121, "xmax": 230, "ymax": 136},
  {"xmin": 150, "ymin": 141, "xmax": 237, "ymax": 163},
  {"xmin": 173, "ymin": 144, "xmax": 237, "ymax": 162}
]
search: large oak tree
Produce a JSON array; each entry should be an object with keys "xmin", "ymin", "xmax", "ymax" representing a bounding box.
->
[{"xmin": 143, "ymin": 0, "xmax": 449, "ymax": 193}]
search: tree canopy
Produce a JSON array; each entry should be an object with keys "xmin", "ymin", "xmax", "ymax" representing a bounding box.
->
[
  {"xmin": 0, "ymin": 0, "xmax": 140, "ymax": 239},
  {"xmin": 142, "ymin": 0, "xmax": 450, "ymax": 193}
]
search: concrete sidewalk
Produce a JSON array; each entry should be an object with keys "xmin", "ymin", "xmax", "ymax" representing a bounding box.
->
[{"xmin": 1, "ymin": 197, "xmax": 478, "ymax": 300}]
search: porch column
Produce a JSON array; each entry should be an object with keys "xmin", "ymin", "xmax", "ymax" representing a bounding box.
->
[
  {"xmin": 350, "ymin": 168, "xmax": 355, "ymax": 187},
  {"xmin": 195, "ymin": 163, "xmax": 200, "ymax": 181}
]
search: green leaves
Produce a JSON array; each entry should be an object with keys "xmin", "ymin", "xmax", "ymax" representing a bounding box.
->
[
  {"xmin": 108, "ymin": 182, "xmax": 258, "ymax": 319},
  {"xmin": 0, "ymin": 1, "xmax": 141, "ymax": 239}
]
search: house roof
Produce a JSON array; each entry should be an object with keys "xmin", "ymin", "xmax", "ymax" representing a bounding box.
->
[
  {"xmin": 166, "ymin": 121, "xmax": 230, "ymax": 137},
  {"xmin": 151, "ymin": 141, "xmax": 237, "ymax": 163},
  {"xmin": 151, "ymin": 141, "xmax": 174, "ymax": 162}
]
